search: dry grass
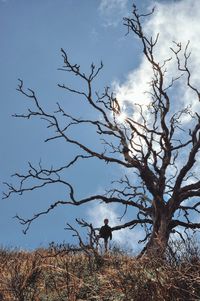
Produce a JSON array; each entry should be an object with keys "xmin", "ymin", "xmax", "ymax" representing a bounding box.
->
[{"xmin": 0, "ymin": 245, "xmax": 199, "ymax": 301}]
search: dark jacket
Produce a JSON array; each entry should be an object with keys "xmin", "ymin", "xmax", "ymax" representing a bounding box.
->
[{"xmin": 99, "ymin": 225, "xmax": 112, "ymax": 240}]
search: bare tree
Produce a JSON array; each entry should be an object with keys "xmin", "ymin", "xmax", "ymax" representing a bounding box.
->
[{"xmin": 3, "ymin": 4, "xmax": 200, "ymax": 257}]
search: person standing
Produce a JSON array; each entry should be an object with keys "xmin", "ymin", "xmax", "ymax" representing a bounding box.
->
[{"xmin": 99, "ymin": 218, "xmax": 112, "ymax": 252}]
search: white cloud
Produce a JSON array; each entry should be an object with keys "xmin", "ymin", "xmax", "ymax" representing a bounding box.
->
[
  {"xmin": 99, "ymin": 0, "xmax": 129, "ymax": 27},
  {"xmin": 99, "ymin": 0, "xmax": 128, "ymax": 12},
  {"xmin": 113, "ymin": 0, "xmax": 200, "ymax": 180},
  {"xmin": 87, "ymin": 202, "xmax": 144, "ymax": 253},
  {"xmin": 115, "ymin": 0, "xmax": 200, "ymax": 114}
]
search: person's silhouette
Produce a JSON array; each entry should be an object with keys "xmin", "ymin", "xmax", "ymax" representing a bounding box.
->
[{"xmin": 99, "ymin": 218, "xmax": 112, "ymax": 252}]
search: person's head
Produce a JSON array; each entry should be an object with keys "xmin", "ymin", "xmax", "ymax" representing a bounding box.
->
[{"xmin": 104, "ymin": 218, "xmax": 109, "ymax": 225}]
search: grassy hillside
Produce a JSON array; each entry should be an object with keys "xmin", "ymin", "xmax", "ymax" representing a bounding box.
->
[{"xmin": 0, "ymin": 244, "xmax": 199, "ymax": 301}]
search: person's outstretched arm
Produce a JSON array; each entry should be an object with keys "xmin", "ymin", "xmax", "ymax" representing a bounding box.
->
[{"xmin": 110, "ymin": 228, "xmax": 112, "ymax": 240}]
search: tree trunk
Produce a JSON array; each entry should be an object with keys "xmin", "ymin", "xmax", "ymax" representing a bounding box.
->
[{"xmin": 141, "ymin": 211, "xmax": 171, "ymax": 259}]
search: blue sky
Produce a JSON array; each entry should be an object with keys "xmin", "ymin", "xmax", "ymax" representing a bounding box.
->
[
  {"xmin": 1, "ymin": 0, "xmax": 200, "ymax": 251},
  {"xmin": 1, "ymin": 0, "xmax": 143, "ymax": 250}
]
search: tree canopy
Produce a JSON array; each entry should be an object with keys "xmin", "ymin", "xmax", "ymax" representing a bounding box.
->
[{"xmin": 4, "ymin": 4, "xmax": 200, "ymax": 257}]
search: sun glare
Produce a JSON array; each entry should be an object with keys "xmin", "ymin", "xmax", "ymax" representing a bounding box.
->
[{"xmin": 116, "ymin": 111, "xmax": 127, "ymax": 124}]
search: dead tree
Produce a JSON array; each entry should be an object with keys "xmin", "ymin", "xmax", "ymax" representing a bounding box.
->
[{"xmin": 3, "ymin": 4, "xmax": 200, "ymax": 257}]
